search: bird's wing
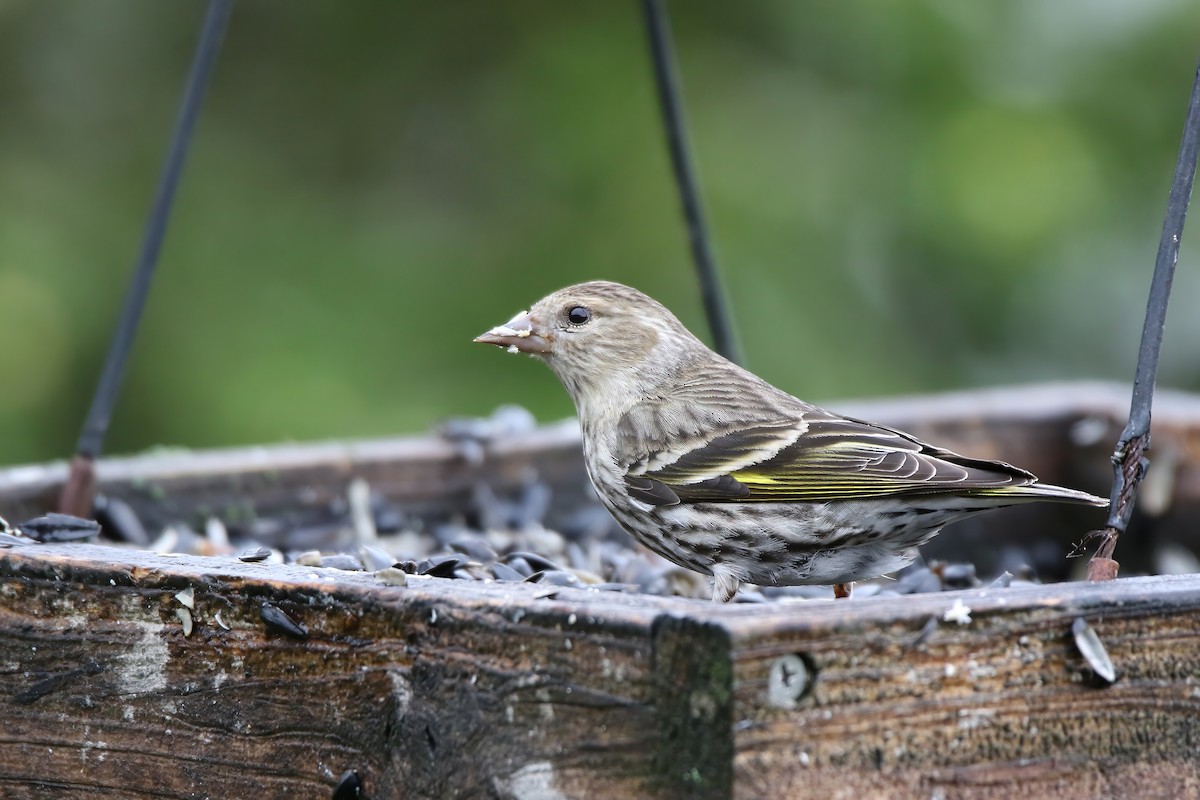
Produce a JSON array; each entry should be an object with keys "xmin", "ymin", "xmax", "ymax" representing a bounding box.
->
[{"xmin": 616, "ymin": 402, "xmax": 1036, "ymax": 506}]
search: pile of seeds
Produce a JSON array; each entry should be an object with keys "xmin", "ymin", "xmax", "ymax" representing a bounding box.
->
[{"xmin": 0, "ymin": 407, "xmax": 1060, "ymax": 602}]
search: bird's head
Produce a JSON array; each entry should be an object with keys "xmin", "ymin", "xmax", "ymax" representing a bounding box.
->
[{"xmin": 474, "ymin": 280, "xmax": 702, "ymax": 405}]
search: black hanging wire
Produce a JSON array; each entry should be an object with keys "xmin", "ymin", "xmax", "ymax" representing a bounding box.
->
[
  {"xmin": 1087, "ymin": 56, "xmax": 1200, "ymax": 580},
  {"xmin": 640, "ymin": 0, "xmax": 742, "ymax": 365},
  {"xmin": 58, "ymin": 0, "xmax": 234, "ymax": 517}
]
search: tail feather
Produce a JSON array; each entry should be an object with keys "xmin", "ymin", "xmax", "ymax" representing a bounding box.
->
[{"xmin": 981, "ymin": 482, "xmax": 1109, "ymax": 508}]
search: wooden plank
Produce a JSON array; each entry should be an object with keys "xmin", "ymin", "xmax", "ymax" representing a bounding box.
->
[
  {"xmin": 2, "ymin": 542, "xmax": 1199, "ymax": 798},
  {"xmin": 0, "ymin": 542, "xmax": 679, "ymax": 799},
  {"xmin": 720, "ymin": 574, "xmax": 1200, "ymax": 799}
]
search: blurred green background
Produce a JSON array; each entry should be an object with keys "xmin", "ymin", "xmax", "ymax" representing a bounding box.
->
[{"xmin": 2, "ymin": 1, "xmax": 1200, "ymax": 466}]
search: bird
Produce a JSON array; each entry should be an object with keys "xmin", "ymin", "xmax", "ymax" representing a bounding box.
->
[{"xmin": 474, "ymin": 281, "xmax": 1108, "ymax": 603}]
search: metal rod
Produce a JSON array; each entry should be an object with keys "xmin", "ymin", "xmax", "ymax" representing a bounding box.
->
[
  {"xmin": 59, "ymin": 0, "xmax": 233, "ymax": 516},
  {"xmin": 1089, "ymin": 56, "xmax": 1200, "ymax": 579},
  {"xmin": 640, "ymin": 0, "xmax": 741, "ymax": 364}
]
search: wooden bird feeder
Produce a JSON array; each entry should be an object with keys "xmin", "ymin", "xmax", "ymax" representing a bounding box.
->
[{"xmin": 2, "ymin": 382, "xmax": 1200, "ymax": 799}]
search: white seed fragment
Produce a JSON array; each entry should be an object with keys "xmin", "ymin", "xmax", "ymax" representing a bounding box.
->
[
  {"xmin": 214, "ymin": 611, "xmax": 231, "ymax": 631},
  {"xmin": 348, "ymin": 478, "xmax": 377, "ymax": 543},
  {"xmin": 943, "ymin": 599, "xmax": 972, "ymax": 625},
  {"xmin": 175, "ymin": 607, "xmax": 193, "ymax": 637},
  {"xmin": 174, "ymin": 587, "xmax": 195, "ymax": 610},
  {"xmin": 375, "ymin": 567, "xmax": 408, "ymax": 587},
  {"xmin": 1072, "ymin": 617, "xmax": 1117, "ymax": 684},
  {"xmin": 488, "ymin": 319, "xmax": 532, "ymax": 338}
]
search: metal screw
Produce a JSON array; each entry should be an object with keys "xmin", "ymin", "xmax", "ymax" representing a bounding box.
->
[{"xmin": 768, "ymin": 653, "xmax": 812, "ymax": 709}]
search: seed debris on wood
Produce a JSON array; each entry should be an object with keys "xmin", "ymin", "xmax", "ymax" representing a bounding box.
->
[
  {"xmin": 260, "ymin": 602, "xmax": 308, "ymax": 639},
  {"xmin": 174, "ymin": 587, "xmax": 195, "ymax": 610},
  {"xmin": 17, "ymin": 513, "xmax": 101, "ymax": 543},
  {"xmin": 332, "ymin": 769, "xmax": 363, "ymax": 800},
  {"xmin": 238, "ymin": 546, "xmax": 272, "ymax": 563},
  {"xmin": 175, "ymin": 607, "xmax": 194, "ymax": 637},
  {"xmin": 1071, "ymin": 617, "xmax": 1117, "ymax": 685},
  {"xmin": 943, "ymin": 599, "xmax": 973, "ymax": 626},
  {"xmin": 375, "ymin": 567, "xmax": 408, "ymax": 587}
]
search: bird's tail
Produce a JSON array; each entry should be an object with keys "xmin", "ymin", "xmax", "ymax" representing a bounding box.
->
[{"xmin": 990, "ymin": 482, "xmax": 1109, "ymax": 508}]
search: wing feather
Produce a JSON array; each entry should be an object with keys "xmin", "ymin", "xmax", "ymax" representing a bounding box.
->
[{"xmin": 618, "ymin": 402, "xmax": 1036, "ymax": 504}]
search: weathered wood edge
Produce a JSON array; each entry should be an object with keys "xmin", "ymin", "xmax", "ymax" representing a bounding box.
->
[
  {"xmin": 705, "ymin": 571, "xmax": 1200, "ymax": 636},
  {"xmin": 0, "ymin": 420, "xmax": 580, "ymax": 492},
  {"xmin": 0, "ymin": 420, "xmax": 589, "ymax": 527},
  {"xmin": 13, "ymin": 541, "xmax": 1197, "ymax": 620},
  {"xmin": 0, "ymin": 541, "xmax": 694, "ymax": 620},
  {"xmin": 12, "ymin": 541, "xmax": 1197, "ymax": 643},
  {"xmin": 5, "ymin": 380, "xmax": 1200, "ymax": 518}
]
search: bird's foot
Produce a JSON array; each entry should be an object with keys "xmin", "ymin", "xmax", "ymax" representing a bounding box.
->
[
  {"xmin": 711, "ymin": 566, "xmax": 741, "ymax": 603},
  {"xmin": 833, "ymin": 582, "xmax": 853, "ymax": 599}
]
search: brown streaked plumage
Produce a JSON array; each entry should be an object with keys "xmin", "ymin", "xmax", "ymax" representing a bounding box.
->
[{"xmin": 476, "ymin": 281, "xmax": 1107, "ymax": 602}]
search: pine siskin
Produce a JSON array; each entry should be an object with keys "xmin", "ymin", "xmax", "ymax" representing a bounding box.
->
[{"xmin": 475, "ymin": 281, "xmax": 1108, "ymax": 602}]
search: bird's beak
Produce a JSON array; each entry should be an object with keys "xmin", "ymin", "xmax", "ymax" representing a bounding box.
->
[{"xmin": 474, "ymin": 310, "xmax": 553, "ymax": 355}]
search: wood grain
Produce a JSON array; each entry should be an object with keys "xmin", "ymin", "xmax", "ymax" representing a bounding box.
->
[
  {"xmin": 0, "ymin": 543, "xmax": 678, "ymax": 798},
  {"xmin": 722, "ymin": 576, "xmax": 1200, "ymax": 798},
  {"xmin": 1, "ymin": 544, "xmax": 1198, "ymax": 798}
]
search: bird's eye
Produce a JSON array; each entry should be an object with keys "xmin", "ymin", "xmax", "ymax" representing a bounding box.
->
[{"xmin": 566, "ymin": 306, "xmax": 592, "ymax": 326}]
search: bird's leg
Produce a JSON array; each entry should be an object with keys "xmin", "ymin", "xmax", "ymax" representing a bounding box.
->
[
  {"xmin": 711, "ymin": 565, "xmax": 741, "ymax": 603},
  {"xmin": 833, "ymin": 582, "xmax": 853, "ymax": 599}
]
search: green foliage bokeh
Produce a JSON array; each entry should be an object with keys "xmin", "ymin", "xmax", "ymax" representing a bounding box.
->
[{"xmin": 2, "ymin": 1, "xmax": 1199, "ymax": 465}]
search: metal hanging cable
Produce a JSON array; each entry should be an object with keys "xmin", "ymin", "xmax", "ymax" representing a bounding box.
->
[
  {"xmin": 1087, "ymin": 56, "xmax": 1200, "ymax": 580},
  {"xmin": 641, "ymin": 0, "xmax": 742, "ymax": 364},
  {"xmin": 59, "ymin": 0, "xmax": 234, "ymax": 517}
]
